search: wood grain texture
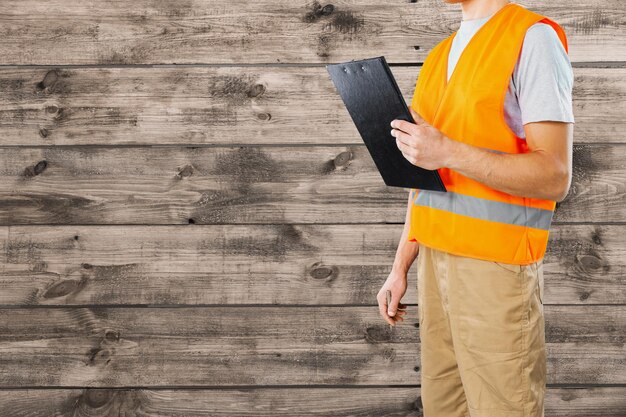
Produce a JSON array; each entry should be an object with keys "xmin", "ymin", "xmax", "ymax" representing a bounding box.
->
[
  {"xmin": 0, "ymin": 66, "xmax": 621, "ymax": 146},
  {"xmin": 0, "ymin": 144, "xmax": 623, "ymax": 224},
  {"xmin": 1, "ymin": 0, "xmax": 624, "ymax": 414},
  {"xmin": 0, "ymin": 387, "xmax": 625, "ymax": 417},
  {"xmin": 0, "ymin": 224, "xmax": 623, "ymax": 306},
  {"xmin": 0, "ymin": 306, "xmax": 623, "ymax": 386},
  {"xmin": 0, "ymin": 0, "xmax": 624, "ymax": 64}
]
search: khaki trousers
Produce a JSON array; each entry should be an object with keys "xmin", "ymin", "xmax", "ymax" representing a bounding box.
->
[{"xmin": 417, "ymin": 242, "xmax": 546, "ymax": 417}]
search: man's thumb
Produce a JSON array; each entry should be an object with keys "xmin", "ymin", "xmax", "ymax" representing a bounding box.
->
[
  {"xmin": 388, "ymin": 303, "xmax": 396, "ymax": 316},
  {"xmin": 409, "ymin": 107, "xmax": 427, "ymax": 125}
]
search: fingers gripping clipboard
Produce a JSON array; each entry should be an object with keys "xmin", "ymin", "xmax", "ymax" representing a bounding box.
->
[{"xmin": 326, "ymin": 56, "xmax": 447, "ymax": 192}]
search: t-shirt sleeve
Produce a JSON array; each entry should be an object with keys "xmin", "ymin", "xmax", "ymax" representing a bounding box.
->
[{"xmin": 513, "ymin": 22, "xmax": 575, "ymax": 125}]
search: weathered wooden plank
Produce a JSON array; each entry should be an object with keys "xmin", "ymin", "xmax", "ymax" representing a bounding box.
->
[
  {"xmin": 0, "ymin": 224, "xmax": 623, "ymax": 306},
  {"xmin": 0, "ymin": 66, "xmax": 620, "ymax": 146},
  {"xmin": 0, "ymin": 306, "xmax": 623, "ymax": 386},
  {"xmin": 0, "ymin": 144, "xmax": 622, "ymax": 224},
  {"xmin": 0, "ymin": 387, "xmax": 624, "ymax": 417},
  {"xmin": 0, "ymin": 0, "xmax": 624, "ymax": 64}
]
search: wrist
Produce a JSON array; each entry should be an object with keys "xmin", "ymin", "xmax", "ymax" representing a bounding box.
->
[
  {"xmin": 443, "ymin": 135, "xmax": 461, "ymax": 169},
  {"xmin": 391, "ymin": 263, "xmax": 409, "ymax": 277}
]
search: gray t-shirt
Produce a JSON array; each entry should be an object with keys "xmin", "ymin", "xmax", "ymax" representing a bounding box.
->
[{"xmin": 448, "ymin": 11, "xmax": 575, "ymax": 139}]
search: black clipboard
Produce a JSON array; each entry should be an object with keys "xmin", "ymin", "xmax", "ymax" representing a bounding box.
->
[{"xmin": 326, "ymin": 56, "xmax": 447, "ymax": 192}]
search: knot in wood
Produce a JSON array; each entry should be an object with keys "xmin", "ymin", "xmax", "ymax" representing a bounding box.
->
[
  {"xmin": 24, "ymin": 160, "xmax": 48, "ymax": 177},
  {"xmin": 42, "ymin": 279, "xmax": 78, "ymax": 298},
  {"xmin": 36, "ymin": 69, "xmax": 58, "ymax": 92},
  {"xmin": 104, "ymin": 329, "xmax": 120, "ymax": 342},
  {"xmin": 310, "ymin": 266, "xmax": 333, "ymax": 279},
  {"xmin": 83, "ymin": 388, "xmax": 114, "ymax": 408},
  {"xmin": 321, "ymin": 4, "xmax": 334, "ymax": 15},
  {"xmin": 247, "ymin": 83, "xmax": 266, "ymax": 98},
  {"xmin": 33, "ymin": 160, "xmax": 48, "ymax": 175},
  {"xmin": 577, "ymin": 254, "xmax": 602, "ymax": 270},
  {"xmin": 177, "ymin": 164, "xmax": 194, "ymax": 178},
  {"xmin": 87, "ymin": 347, "xmax": 112, "ymax": 366},
  {"xmin": 333, "ymin": 150, "xmax": 352, "ymax": 168},
  {"xmin": 364, "ymin": 326, "xmax": 391, "ymax": 343}
]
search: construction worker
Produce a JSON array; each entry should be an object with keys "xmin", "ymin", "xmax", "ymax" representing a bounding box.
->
[{"xmin": 377, "ymin": 0, "xmax": 574, "ymax": 416}]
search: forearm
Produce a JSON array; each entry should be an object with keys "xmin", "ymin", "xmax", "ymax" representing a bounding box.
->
[
  {"xmin": 391, "ymin": 191, "xmax": 420, "ymax": 276},
  {"xmin": 445, "ymin": 139, "xmax": 567, "ymax": 201}
]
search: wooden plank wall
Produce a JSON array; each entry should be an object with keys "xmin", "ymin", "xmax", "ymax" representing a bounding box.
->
[{"xmin": 0, "ymin": 0, "xmax": 624, "ymax": 415}]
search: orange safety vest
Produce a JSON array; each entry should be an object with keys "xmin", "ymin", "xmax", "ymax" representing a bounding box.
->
[{"xmin": 407, "ymin": 2, "xmax": 569, "ymax": 265}]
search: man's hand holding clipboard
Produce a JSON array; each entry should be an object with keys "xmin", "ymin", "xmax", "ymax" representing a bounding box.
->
[
  {"xmin": 326, "ymin": 56, "xmax": 447, "ymax": 192},
  {"xmin": 391, "ymin": 107, "xmax": 457, "ymax": 172}
]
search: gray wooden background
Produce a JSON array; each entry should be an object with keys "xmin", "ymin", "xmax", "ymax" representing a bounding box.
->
[{"xmin": 0, "ymin": 0, "xmax": 624, "ymax": 415}]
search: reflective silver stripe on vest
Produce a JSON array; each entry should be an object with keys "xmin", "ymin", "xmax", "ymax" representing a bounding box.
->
[
  {"xmin": 484, "ymin": 147, "xmax": 507, "ymax": 154},
  {"xmin": 414, "ymin": 190, "xmax": 554, "ymax": 230}
]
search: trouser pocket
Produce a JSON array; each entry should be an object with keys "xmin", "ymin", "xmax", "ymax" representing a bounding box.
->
[
  {"xmin": 491, "ymin": 260, "xmax": 524, "ymax": 274},
  {"xmin": 455, "ymin": 258, "xmax": 526, "ymax": 353}
]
